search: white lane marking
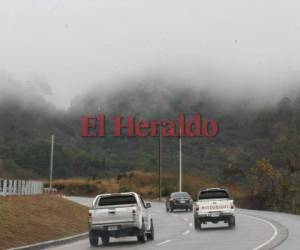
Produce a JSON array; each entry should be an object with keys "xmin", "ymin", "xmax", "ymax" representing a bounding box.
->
[
  {"xmin": 46, "ymin": 239, "xmax": 87, "ymax": 249},
  {"xmin": 239, "ymin": 214, "xmax": 278, "ymax": 250},
  {"xmin": 157, "ymin": 239, "xmax": 172, "ymax": 246},
  {"xmin": 171, "ymin": 214, "xmax": 178, "ymax": 217},
  {"xmin": 182, "ymin": 230, "xmax": 190, "ymax": 235},
  {"xmin": 189, "ymin": 223, "xmax": 193, "ymax": 227},
  {"xmin": 183, "ymin": 217, "xmax": 188, "ymax": 221}
]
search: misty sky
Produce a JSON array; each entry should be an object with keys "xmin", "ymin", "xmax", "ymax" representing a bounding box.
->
[{"xmin": 1, "ymin": 0, "xmax": 300, "ymax": 108}]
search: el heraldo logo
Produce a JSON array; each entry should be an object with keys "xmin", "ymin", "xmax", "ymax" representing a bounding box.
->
[{"xmin": 81, "ymin": 113, "xmax": 219, "ymax": 138}]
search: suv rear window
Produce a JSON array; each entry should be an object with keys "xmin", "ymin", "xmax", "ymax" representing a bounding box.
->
[
  {"xmin": 171, "ymin": 192, "xmax": 190, "ymax": 198},
  {"xmin": 199, "ymin": 190, "xmax": 229, "ymax": 200},
  {"xmin": 98, "ymin": 195, "xmax": 137, "ymax": 206}
]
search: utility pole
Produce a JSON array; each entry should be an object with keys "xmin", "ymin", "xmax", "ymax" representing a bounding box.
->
[
  {"xmin": 49, "ymin": 134, "xmax": 55, "ymax": 189},
  {"xmin": 158, "ymin": 128, "xmax": 162, "ymax": 200},
  {"xmin": 179, "ymin": 128, "xmax": 182, "ymax": 192}
]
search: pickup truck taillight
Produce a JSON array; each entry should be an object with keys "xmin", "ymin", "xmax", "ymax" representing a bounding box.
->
[
  {"xmin": 132, "ymin": 209, "xmax": 137, "ymax": 216},
  {"xmin": 88, "ymin": 212, "xmax": 92, "ymax": 223}
]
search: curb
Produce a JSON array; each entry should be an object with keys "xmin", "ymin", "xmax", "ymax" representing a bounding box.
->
[{"xmin": 8, "ymin": 232, "xmax": 88, "ymax": 250}]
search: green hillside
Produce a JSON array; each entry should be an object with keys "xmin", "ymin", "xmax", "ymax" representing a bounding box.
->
[{"xmin": 1, "ymin": 77, "xmax": 300, "ymax": 212}]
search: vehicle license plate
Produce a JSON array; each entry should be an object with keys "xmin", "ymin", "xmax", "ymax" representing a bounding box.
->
[
  {"xmin": 180, "ymin": 200, "xmax": 185, "ymax": 204},
  {"xmin": 108, "ymin": 226, "xmax": 118, "ymax": 231},
  {"xmin": 211, "ymin": 212, "xmax": 220, "ymax": 217}
]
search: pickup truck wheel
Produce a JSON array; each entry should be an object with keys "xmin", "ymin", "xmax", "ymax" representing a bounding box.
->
[
  {"xmin": 194, "ymin": 218, "xmax": 201, "ymax": 230},
  {"xmin": 89, "ymin": 237, "xmax": 98, "ymax": 247},
  {"xmin": 137, "ymin": 223, "xmax": 146, "ymax": 243},
  {"xmin": 228, "ymin": 216, "xmax": 236, "ymax": 228},
  {"xmin": 101, "ymin": 235, "xmax": 110, "ymax": 245},
  {"xmin": 166, "ymin": 207, "xmax": 169, "ymax": 212},
  {"xmin": 137, "ymin": 233, "xmax": 146, "ymax": 243},
  {"xmin": 146, "ymin": 220, "xmax": 154, "ymax": 240}
]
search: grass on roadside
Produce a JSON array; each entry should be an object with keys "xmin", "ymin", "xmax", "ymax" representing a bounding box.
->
[
  {"xmin": 51, "ymin": 170, "xmax": 243, "ymax": 200},
  {"xmin": 0, "ymin": 195, "xmax": 88, "ymax": 250}
]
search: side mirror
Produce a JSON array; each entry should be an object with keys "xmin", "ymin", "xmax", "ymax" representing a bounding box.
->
[{"xmin": 145, "ymin": 202, "xmax": 151, "ymax": 208}]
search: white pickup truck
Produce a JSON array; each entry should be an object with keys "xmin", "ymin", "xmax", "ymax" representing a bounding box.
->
[
  {"xmin": 194, "ymin": 188, "xmax": 235, "ymax": 230},
  {"xmin": 88, "ymin": 192, "xmax": 154, "ymax": 246}
]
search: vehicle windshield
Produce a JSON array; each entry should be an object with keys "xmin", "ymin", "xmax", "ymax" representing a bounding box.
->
[
  {"xmin": 171, "ymin": 192, "xmax": 190, "ymax": 199},
  {"xmin": 198, "ymin": 190, "xmax": 229, "ymax": 200},
  {"xmin": 98, "ymin": 195, "xmax": 137, "ymax": 206}
]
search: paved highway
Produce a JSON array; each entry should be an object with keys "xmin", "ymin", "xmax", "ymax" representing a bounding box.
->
[{"xmin": 46, "ymin": 197, "xmax": 297, "ymax": 250}]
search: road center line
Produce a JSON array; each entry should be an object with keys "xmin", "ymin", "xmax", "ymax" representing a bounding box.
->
[
  {"xmin": 157, "ymin": 239, "xmax": 172, "ymax": 246},
  {"xmin": 239, "ymin": 214, "xmax": 278, "ymax": 250}
]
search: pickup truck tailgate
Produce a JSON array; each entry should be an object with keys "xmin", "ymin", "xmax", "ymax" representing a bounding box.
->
[
  {"xmin": 91, "ymin": 205, "xmax": 136, "ymax": 225},
  {"xmin": 197, "ymin": 199, "xmax": 233, "ymax": 212}
]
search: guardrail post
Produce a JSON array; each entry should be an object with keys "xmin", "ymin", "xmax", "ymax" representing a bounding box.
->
[
  {"xmin": 29, "ymin": 181, "xmax": 32, "ymax": 195},
  {"xmin": 25, "ymin": 180, "xmax": 28, "ymax": 195},
  {"xmin": 8, "ymin": 180, "xmax": 12, "ymax": 195},
  {"xmin": 25, "ymin": 180, "xmax": 29, "ymax": 195},
  {"xmin": 13, "ymin": 180, "xmax": 17, "ymax": 194},
  {"xmin": 17, "ymin": 180, "xmax": 20, "ymax": 194},
  {"xmin": 24, "ymin": 180, "xmax": 27, "ymax": 195},
  {"xmin": 19, "ymin": 180, "xmax": 22, "ymax": 195},
  {"xmin": 22, "ymin": 180, "xmax": 25, "ymax": 195},
  {"xmin": 3, "ymin": 179, "xmax": 7, "ymax": 196}
]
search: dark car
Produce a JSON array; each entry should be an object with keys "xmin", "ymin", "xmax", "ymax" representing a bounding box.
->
[{"xmin": 166, "ymin": 192, "xmax": 193, "ymax": 212}]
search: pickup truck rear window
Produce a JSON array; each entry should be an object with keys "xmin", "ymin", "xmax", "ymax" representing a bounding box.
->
[
  {"xmin": 199, "ymin": 190, "xmax": 229, "ymax": 200},
  {"xmin": 98, "ymin": 195, "xmax": 137, "ymax": 206}
]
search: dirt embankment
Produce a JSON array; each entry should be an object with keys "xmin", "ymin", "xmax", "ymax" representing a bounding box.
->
[{"xmin": 0, "ymin": 195, "xmax": 88, "ymax": 250}]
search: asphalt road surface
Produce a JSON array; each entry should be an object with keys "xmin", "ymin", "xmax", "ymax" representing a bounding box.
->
[{"xmin": 46, "ymin": 197, "xmax": 298, "ymax": 250}]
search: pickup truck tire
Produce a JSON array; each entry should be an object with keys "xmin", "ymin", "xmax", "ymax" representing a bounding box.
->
[
  {"xmin": 194, "ymin": 218, "xmax": 202, "ymax": 230},
  {"xmin": 137, "ymin": 223, "xmax": 147, "ymax": 243},
  {"xmin": 137, "ymin": 234, "xmax": 146, "ymax": 243},
  {"xmin": 228, "ymin": 216, "xmax": 236, "ymax": 228},
  {"xmin": 146, "ymin": 220, "xmax": 154, "ymax": 240},
  {"xmin": 101, "ymin": 235, "xmax": 110, "ymax": 245},
  {"xmin": 89, "ymin": 236, "xmax": 98, "ymax": 247}
]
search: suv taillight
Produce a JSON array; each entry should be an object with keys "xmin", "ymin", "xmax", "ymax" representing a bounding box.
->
[{"xmin": 88, "ymin": 212, "xmax": 92, "ymax": 223}]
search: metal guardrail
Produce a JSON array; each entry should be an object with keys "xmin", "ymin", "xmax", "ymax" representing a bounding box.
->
[{"xmin": 0, "ymin": 179, "xmax": 44, "ymax": 196}]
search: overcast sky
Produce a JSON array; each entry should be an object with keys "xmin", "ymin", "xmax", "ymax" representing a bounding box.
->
[{"xmin": 1, "ymin": 0, "xmax": 300, "ymax": 108}]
